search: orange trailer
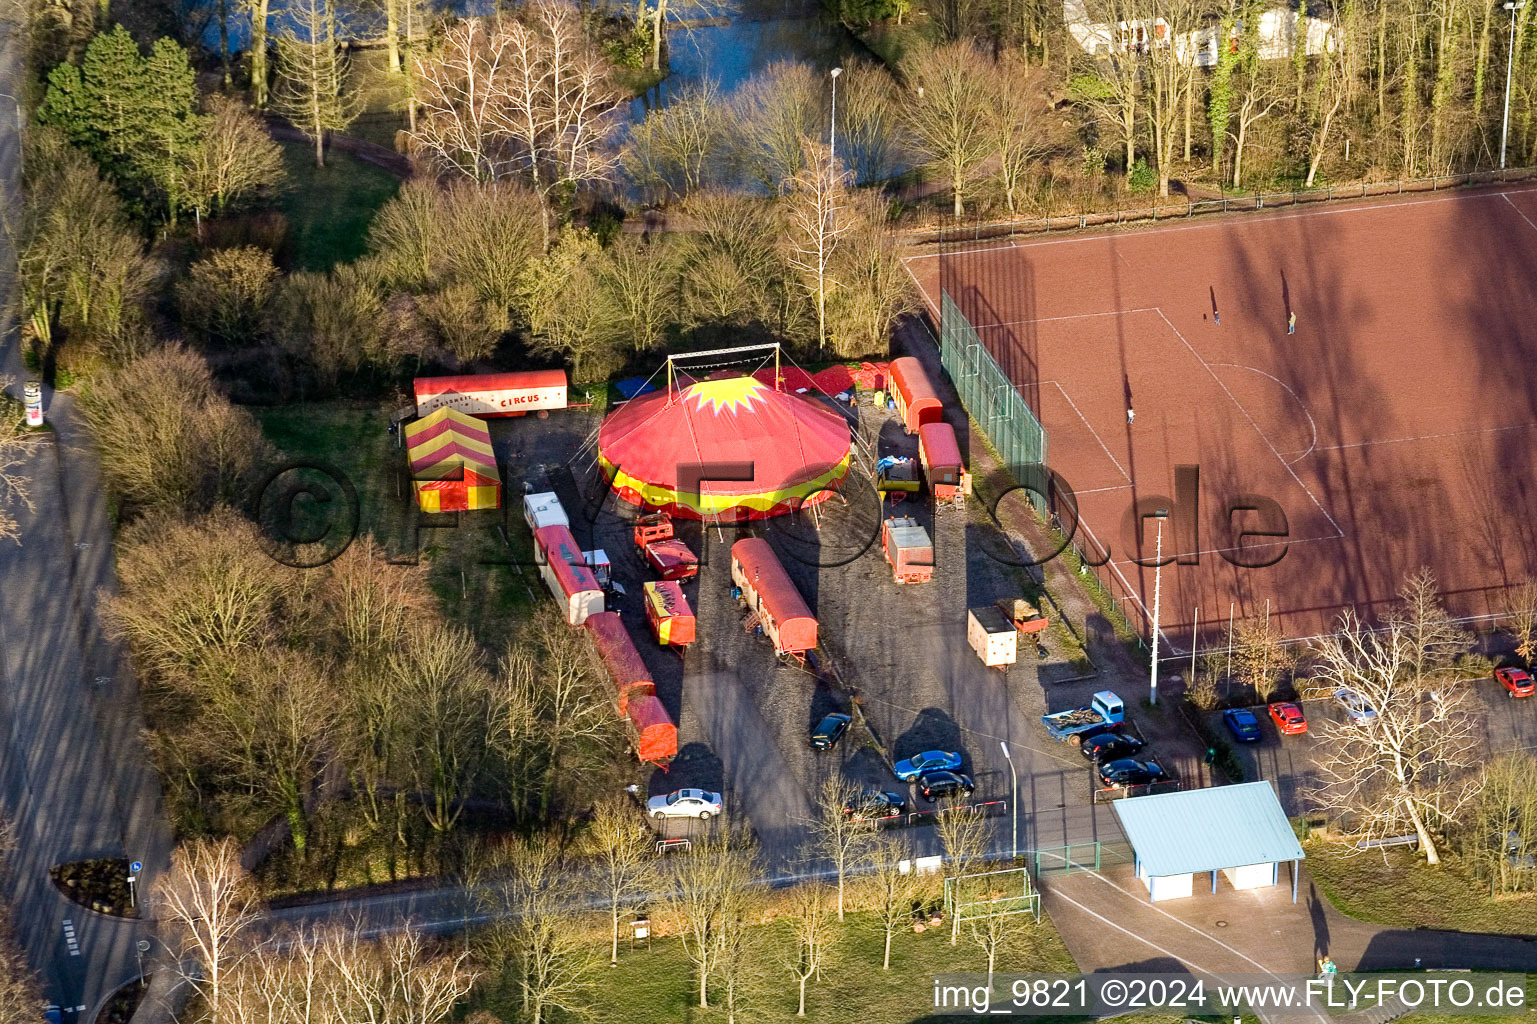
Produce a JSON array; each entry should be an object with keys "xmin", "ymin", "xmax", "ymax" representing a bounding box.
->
[
  {"xmin": 626, "ymin": 695, "xmax": 678, "ymax": 767},
  {"xmin": 918, "ymin": 421, "xmax": 965, "ymax": 499},
  {"xmin": 889, "ymin": 357, "xmax": 943, "ymax": 434}
]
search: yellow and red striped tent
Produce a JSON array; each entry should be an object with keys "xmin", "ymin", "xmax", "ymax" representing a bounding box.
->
[{"xmin": 403, "ymin": 407, "xmax": 501, "ymax": 513}]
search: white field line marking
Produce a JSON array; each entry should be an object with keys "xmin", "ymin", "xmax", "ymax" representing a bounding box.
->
[
  {"xmin": 902, "ymin": 185, "xmax": 1537, "ymax": 260},
  {"xmin": 1312, "ymin": 419, "xmax": 1537, "ymax": 453},
  {"xmin": 1153, "ymin": 309, "xmax": 1345, "ymax": 540},
  {"xmin": 1206, "ymin": 362, "xmax": 1320, "ymax": 465},
  {"xmin": 1044, "ymin": 380, "xmax": 1134, "ymax": 486},
  {"xmin": 1502, "ymin": 192, "xmax": 1537, "ymax": 235}
]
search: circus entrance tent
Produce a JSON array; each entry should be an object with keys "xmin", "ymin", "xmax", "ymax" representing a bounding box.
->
[
  {"xmin": 404, "ymin": 407, "xmax": 502, "ymax": 513},
  {"xmin": 597, "ymin": 353, "xmax": 854, "ymax": 521}
]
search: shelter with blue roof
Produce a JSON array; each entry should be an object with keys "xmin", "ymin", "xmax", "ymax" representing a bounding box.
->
[{"xmin": 1111, "ymin": 781, "xmax": 1305, "ymax": 902}]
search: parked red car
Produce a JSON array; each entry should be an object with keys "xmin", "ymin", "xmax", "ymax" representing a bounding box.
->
[
  {"xmin": 1267, "ymin": 701, "xmax": 1309, "ymax": 735},
  {"xmin": 1496, "ymin": 667, "xmax": 1536, "ymax": 697}
]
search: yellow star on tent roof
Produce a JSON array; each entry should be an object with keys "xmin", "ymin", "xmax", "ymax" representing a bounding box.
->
[{"xmin": 688, "ymin": 376, "xmax": 766, "ymax": 415}]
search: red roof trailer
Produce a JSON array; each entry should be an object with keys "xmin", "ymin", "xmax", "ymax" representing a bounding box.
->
[
  {"xmin": 534, "ymin": 525, "xmax": 605, "ymax": 626},
  {"xmin": 918, "ymin": 421, "xmax": 965, "ymax": 499},
  {"xmin": 626, "ymin": 695, "xmax": 678, "ymax": 767},
  {"xmin": 889, "ymin": 357, "xmax": 942, "ymax": 434},
  {"xmin": 730, "ymin": 538, "xmax": 817, "ymax": 656},
  {"xmin": 584, "ymin": 611, "xmax": 655, "ymax": 711},
  {"xmin": 414, "ymin": 370, "xmax": 568, "ymax": 418}
]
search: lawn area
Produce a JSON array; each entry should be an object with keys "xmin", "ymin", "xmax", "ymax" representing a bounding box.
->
[
  {"xmin": 471, "ymin": 908, "xmax": 1086, "ymax": 1024},
  {"xmin": 277, "ymin": 141, "xmax": 401, "ymax": 271},
  {"xmin": 255, "ymin": 401, "xmax": 535, "ymax": 650},
  {"xmin": 1304, "ymin": 838, "xmax": 1537, "ymax": 935}
]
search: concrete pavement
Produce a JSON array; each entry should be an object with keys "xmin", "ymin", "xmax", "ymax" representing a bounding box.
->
[{"xmin": 0, "ymin": 21, "xmax": 172, "ymax": 1020}]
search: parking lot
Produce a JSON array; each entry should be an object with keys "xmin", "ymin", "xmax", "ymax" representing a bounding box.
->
[{"xmin": 479, "ymin": 389, "xmax": 1168, "ymax": 870}]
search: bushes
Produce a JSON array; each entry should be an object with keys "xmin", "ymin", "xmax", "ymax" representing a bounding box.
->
[
  {"xmin": 177, "ymin": 246, "xmax": 280, "ymax": 348},
  {"xmin": 77, "ymin": 344, "xmax": 269, "ymax": 518},
  {"xmin": 1182, "ymin": 702, "xmax": 1245, "ymax": 783}
]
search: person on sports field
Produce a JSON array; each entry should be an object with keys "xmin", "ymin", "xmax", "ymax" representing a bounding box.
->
[{"xmin": 1288, "ymin": 311, "xmax": 1296, "ymax": 334}]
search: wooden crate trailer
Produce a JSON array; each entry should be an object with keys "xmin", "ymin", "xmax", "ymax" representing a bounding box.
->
[{"xmin": 967, "ymin": 605, "xmax": 1017, "ymax": 669}]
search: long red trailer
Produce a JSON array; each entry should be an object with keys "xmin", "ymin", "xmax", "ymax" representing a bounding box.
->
[
  {"xmin": 584, "ymin": 611, "xmax": 655, "ymax": 710},
  {"xmin": 626, "ymin": 695, "xmax": 678, "ymax": 767},
  {"xmin": 889, "ymin": 357, "xmax": 942, "ymax": 435},
  {"xmin": 730, "ymin": 537, "xmax": 817, "ymax": 658},
  {"xmin": 918, "ymin": 421, "xmax": 965, "ymax": 499},
  {"xmin": 534, "ymin": 525, "xmax": 605, "ymax": 626},
  {"xmin": 414, "ymin": 370, "xmax": 568, "ymax": 418}
]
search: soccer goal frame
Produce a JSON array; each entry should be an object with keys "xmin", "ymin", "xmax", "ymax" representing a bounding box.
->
[{"xmin": 944, "ymin": 865, "xmax": 1040, "ymax": 923}]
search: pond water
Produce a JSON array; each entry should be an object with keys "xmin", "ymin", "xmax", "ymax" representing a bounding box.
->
[
  {"xmin": 202, "ymin": 0, "xmax": 855, "ymax": 119},
  {"xmin": 632, "ymin": 0, "xmax": 853, "ymax": 114}
]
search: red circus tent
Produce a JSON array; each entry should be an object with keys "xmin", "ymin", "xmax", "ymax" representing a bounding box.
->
[{"xmin": 598, "ymin": 375, "xmax": 853, "ymax": 521}]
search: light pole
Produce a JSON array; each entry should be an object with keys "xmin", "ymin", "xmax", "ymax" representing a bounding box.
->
[
  {"xmin": 1502, "ymin": 2, "xmax": 1526, "ymax": 169},
  {"xmin": 999, "ymin": 741, "xmax": 1018, "ymax": 863},
  {"xmin": 828, "ymin": 67, "xmax": 843, "ymax": 173},
  {"xmin": 1148, "ymin": 508, "xmax": 1169, "ymax": 706}
]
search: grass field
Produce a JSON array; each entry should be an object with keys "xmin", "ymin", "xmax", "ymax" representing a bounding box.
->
[
  {"xmin": 255, "ymin": 401, "xmax": 534, "ymax": 650},
  {"xmin": 471, "ymin": 909, "xmax": 1087, "ymax": 1024},
  {"xmin": 1303, "ymin": 839, "xmax": 1537, "ymax": 935},
  {"xmin": 277, "ymin": 141, "xmax": 400, "ymax": 271}
]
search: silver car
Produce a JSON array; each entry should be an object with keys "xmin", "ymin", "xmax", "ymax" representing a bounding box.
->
[{"xmin": 646, "ymin": 788, "xmax": 723, "ymax": 820}]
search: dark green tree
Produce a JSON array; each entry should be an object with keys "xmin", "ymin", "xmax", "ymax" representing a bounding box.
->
[{"xmin": 38, "ymin": 26, "xmax": 206, "ymax": 225}]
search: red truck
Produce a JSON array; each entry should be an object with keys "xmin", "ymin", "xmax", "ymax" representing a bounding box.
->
[{"xmin": 633, "ymin": 513, "xmax": 699, "ymax": 581}]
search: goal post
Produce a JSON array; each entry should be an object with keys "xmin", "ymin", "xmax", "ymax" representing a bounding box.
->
[{"xmin": 944, "ymin": 865, "xmax": 1041, "ymax": 924}]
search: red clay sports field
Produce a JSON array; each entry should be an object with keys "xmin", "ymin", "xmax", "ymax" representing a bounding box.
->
[{"xmin": 906, "ymin": 184, "xmax": 1537, "ymax": 645}]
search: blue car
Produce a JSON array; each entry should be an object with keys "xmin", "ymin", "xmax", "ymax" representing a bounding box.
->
[
  {"xmin": 893, "ymin": 750, "xmax": 962, "ymax": 782},
  {"xmin": 1222, "ymin": 708, "xmax": 1262, "ymax": 742}
]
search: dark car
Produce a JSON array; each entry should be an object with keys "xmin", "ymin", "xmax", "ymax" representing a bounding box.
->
[
  {"xmin": 1098, "ymin": 758, "xmax": 1168, "ymax": 789},
  {"xmin": 1079, "ymin": 731, "xmax": 1146, "ymax": 763},
  {"xmin": 1222, "ymin": 708, "xmax": 1262, "ymax": 742},
  {"xmin": 810, "ymin": 713, "xmax": 852, "ymax": 750},
  {"xmin": 843, "ymin": 789, "xmax": 905, "ymax": 820},
  {"xmin": 917, "ymin": 770, "xmax": 975, "ymax": 801}
]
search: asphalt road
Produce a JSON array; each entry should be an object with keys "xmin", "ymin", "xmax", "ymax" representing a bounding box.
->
[{"xmin": 0, "ymin": 23, "xmax": 172, "ymax": 1020}]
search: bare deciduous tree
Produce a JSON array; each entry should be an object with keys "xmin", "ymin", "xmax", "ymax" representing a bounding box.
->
[
  {"xmin": 828, "ymin": 191, "xmax": 914, "ymax": 358},
  {"xmin": 666, "ymin": 828, "xmax": 758, "ymax": 1008},
  {"xmin": 731, "ymin": 62, "xmax": 824, "ymax": 193},
  {"xmin": 861, "ymin": 832, "xmax": 926, "ymax": 969},
  {"xmin": 1466, "ymin": 753, "xmax": 1537, "ymax": 893},
  {"xmin": 986, "ymin": 55, "xmax": 1054, "ymax": 216},
  {"xmin": 1507, "ymin": 582, "xmax": 1537, "ymax": 667},
  {"xmin": 1228, "ymin": 610, "xmax": 1296, "ymax": 703},
  {"xmin": 584, "ymin": 797, "xmax": 658, "ymax": 965},
  {"xmin": 935, "ymin": 802, "xmax": 990, "ymax": 944},
  {"xmin": 902, "ymin": 42, "xmax": 995, "ymax": 217},
  {"xmin": 514, "ymin": 229, "xmax": 624, "ymax": 382},
  {"xmin": 600, "ymin": 235, "xmax": 679, "ymax": 353},
  {"xmin": 968, "ymin": 903, "xmax": 1039, "ymax": 985},
  {"xmin": 1312, "ymin": 604, "xmax": 1483, "ymax": 864},
  {"xmin": 409, "ymin": 5, "xmax": 625, "ymax": 233},
  {"xmin": 624, "ymin": 81, "xmax": 731, "ymax": 199},
  {"xmin": 187, "ymin": 94, "xmax": 286, "ymax": 222},
  {"xmin": 783, "ymin": 138, "xmax": 853, "ymax": 354},
  {"xmin": 0, "ymin": 383, "xmax": 40, "ymax": 545},
  {"xmin": 270, "ymin": 0, "xmax": 361, "ymax": 168},
  {"xmin": 806, "ymin": 776, "xmax": 876, "ymax": 921},
  {"xmin": 482, "ymin": 839, "xmax": 598, "ymax": 1024},
  {"xmin": 153, "ymin": 838, "xmax": 262, "ymax": 1023},
  {"xmin": 781, "ymin": 879, "xmax": 839, "ymax": 1017}
]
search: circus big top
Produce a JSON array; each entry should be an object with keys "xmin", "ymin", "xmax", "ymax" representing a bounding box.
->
[{"xmin": 597, "ymin": 375, "xmax": 853, "ymax": 520}]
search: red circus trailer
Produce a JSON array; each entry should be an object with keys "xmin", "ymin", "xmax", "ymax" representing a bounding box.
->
[
  {"xmin": 730, "ymin": 538, "xmax": 817, "ymax": 659},
  {"xmin": 626, "ymin": 694, "xmax": 678, "ymax": 767},
  {"xmin": 889, "ymin": 357, "xmax": 942, "ymax": 434},
  {"xmin": 414, "ymin": 370, "xmax": 568, "ymax": 418},
  {"xmin": 918, "ymin": 421, "xmax": 965, "ymax": 499},
  {"xmin": 584, "ymin": 612, "xmax": 655, "ymax": 710},
  {"xmin": 534, "ymin": 525, "xmax": 605, "ymax": 626},
  {"xmin": 644, "ymin": 580, "xmax": 696, "ymax": 648}
]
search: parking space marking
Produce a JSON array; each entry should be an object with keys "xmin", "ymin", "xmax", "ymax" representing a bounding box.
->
[{"xmin": 61, "ymin": 919, "xmax": 79, "ymax": 957}]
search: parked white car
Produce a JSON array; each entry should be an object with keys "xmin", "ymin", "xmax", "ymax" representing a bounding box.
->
[{"xmin": 647, "ymin": 788, "xmax": 723, "ymax": 820}]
